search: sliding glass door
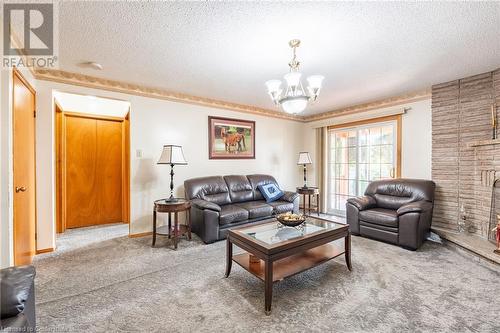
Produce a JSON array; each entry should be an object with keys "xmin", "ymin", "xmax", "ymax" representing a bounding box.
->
[{"xmin": 327, "ymin": 119, "xmax": 399, "ymax": 216}]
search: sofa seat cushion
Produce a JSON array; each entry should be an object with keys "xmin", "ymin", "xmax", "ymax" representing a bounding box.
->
[
  {"xmin": 219, "ymin": 205, "xmax": 249, "ymax": 225},
  {"xmin": 236, "ymin": 201, "xmax": 273, "ymax": 219},
  {"xmin": 359, "ymin": 208, "xmax": 398, "ymax": 228},
  {"xmin": 267, "ymin": 200, "xmax": 294, "ymax": 214}
]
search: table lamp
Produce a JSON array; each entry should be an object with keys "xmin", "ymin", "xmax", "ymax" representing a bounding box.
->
[
  {"xmin": 158, "ymin": 145, "xmax": 187, "ymax": 202},
  {"xmin": 297, "ymin": 152, "xmax": 312, "ymax": 188}
]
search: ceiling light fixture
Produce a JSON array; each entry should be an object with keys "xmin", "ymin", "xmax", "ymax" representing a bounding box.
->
[
  {"xmin": 79, "ymin": 61, "xmax": 103, "ymax": 70},
  {"xmin": 265, "ymin": 39, "xmax": 324, "ymax": 114}
]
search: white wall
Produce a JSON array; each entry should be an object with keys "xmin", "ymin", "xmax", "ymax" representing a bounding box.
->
[
  {"xmin": 0, "ymin": 69, "xmax": 11, "ymax": 268},
  {"xmin": 33, "ymin": 80, "xmax": 304, "ymax": 251},
  {"xmin": 302, "ymin": 98, "xmax": 432, "ymax": 187},
  {"xmin": 400, "ymin": 99, "xmax": 432, "ymax": 179}
]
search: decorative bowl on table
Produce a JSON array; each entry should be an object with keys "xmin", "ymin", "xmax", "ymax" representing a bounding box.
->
[{"xmin": 276, "ymin": 212, "xmax": 306, "ymax": 227}]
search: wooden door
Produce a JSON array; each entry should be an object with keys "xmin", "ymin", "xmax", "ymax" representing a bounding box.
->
[
  {"xmin": 65, "ymin": 115, "xmax": 123, "ymax": 228},
  {"xmin": 13, "ymin": 69, "xmax": 37, "ymax": 265},
  {"xmin": 96, "ymin": 120, "xmax": 123, "ymax": 224}
]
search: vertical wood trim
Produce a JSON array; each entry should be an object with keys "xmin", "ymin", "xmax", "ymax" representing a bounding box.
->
[
  {"xmin": 61, "ymin": 110, "xmax": 67, "ymax": 233},
  {"xmin": 396, "ymin": 114, "xmax": 402, "ymax": 178},
  {"xmin": 316, "ymin": 127, "xmax": 329, "ymax": 213},
  {"xmin": 55, "ymin": 104, "xmax": 63, "ymax": 233},
  {"xmin": 122, "ymin": 110, "xmax": 130, "ymax": 223}
]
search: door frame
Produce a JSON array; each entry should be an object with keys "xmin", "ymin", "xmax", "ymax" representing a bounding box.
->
[
  {"xmin": 326, "ymin": 114, "xmax": 402, "ymax": 216},
  {"xmin": 55, "ymin": 101, "xmax": 130, "ymax": 233},
  {"xmin": 12, "ymin": 67, "xmax": 37, "ymax": 264},
  {"xmin": 327, "ymin": 114, "xmax": 402, "ymax": 177}
]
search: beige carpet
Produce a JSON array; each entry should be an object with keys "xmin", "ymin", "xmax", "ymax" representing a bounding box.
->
[{"xmin": 33, "ymin": 223, "xmax": 500, "ymax": 333}]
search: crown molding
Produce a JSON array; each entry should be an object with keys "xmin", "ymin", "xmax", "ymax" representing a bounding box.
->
[
  {"xmin": 302, "ymin": 89, "xmax": 431, "ymax": 122},
  {"xmin": 32, "ymin": 69, "xmax": 430, "ymax": 124},
  {"xmin": 33, "ymin": 69, "xmax": 302, "ymax": 121}
]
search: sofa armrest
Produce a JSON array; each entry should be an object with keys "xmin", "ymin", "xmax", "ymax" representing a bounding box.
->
[
  {"xmin": 0, "ymin": 265, "xmax": 36, "ymax": 318},
  {"xmin": 191, "ymin": 199, "xmax": 221, "ymax": 212},
  {"xmin": 281, "ymin": 191, "xmax": 299, "ymax": 203},
  {"xmin": 397, "ymin": 201, "xmax": 433, "ymax": 216},
  {"xmin": 346, "ymin": 196, "xmax": 376, "ymax": 211}
]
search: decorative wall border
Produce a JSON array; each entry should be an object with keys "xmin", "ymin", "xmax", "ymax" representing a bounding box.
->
[
  {"xmin": 33, "ymin": 69, "xmax": 300, "ymax": 121},
  {"xmin": 32, "ymin": 69, "xmax": 431, "ymax": 123},
  {"xmin": 302, "ymin": 89, "xmax": 431, "ymax": 122}
]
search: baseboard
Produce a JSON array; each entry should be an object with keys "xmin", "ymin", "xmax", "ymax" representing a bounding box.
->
[
  {"xmin": 129, "ymin": 231, "xmax": 152, "ymax": 238},
  {"xmin": 36, "ymin": 247, "xmax": 55, "ymax": 254}
]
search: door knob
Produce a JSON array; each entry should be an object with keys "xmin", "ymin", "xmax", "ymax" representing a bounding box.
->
[{"xmin": 15, "ymin": 186, "xmax": 27, "ymax": 193}]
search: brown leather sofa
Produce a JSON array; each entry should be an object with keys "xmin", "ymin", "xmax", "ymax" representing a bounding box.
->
[
  {"xmin": 346, "ymin": 179, "xmax": 435, "ymax": 250},
  {"xmin": 184, "ymin": 174, "xmax": 299, "ymax": 243}
]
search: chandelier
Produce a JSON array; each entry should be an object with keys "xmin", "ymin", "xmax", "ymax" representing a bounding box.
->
[{"xmin": 265, "ymin": 39, "xmax": 324, "ymax": 114}]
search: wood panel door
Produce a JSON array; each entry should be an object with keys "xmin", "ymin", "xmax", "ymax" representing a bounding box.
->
[
  {"xmin": 65, "ymin": 115, "xmax": 123, "ymax": 228},
  {"xmin": 96, "ymin": 119, "xmax": 123, "ymax": 224},
  {"xmin": 13, "ymin": 69, "xmax": 37, "ymax": 265}
]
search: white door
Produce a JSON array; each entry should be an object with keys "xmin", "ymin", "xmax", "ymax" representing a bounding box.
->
[{"xmin": 328, "ymin": 120, "xmax": 398, "ymax": 216}]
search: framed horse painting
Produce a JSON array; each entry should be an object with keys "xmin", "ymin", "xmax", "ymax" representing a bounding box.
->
[{"xmin": 208, "ymin": 116, "xmax": 255, "ymax": 159}]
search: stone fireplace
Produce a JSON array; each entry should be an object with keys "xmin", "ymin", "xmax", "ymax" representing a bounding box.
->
[
  {"xmin": 432, "ymin": 68, "xmax": 500, "ymax": 261},
  {"xmin": 468, "ymin": 139, "xmax": 500, "ymax": 238}
]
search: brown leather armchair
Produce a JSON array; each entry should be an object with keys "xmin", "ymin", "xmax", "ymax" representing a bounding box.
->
[{"xmin": 346, "ymin": 179, "xmax": 435, "ymax": 250}]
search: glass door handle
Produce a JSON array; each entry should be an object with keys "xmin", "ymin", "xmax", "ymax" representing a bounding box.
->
[{"xmin": 390, "ymin": 168, "xmax": 395, "ymax": 178}]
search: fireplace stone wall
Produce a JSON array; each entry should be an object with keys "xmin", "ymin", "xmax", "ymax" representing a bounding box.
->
[{"xmin": 432, "ymin": 68, "xmax": 500, "ymax": 238}]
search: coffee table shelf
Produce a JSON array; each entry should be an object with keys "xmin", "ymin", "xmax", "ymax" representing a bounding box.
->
[{"xmin": 233, "ymin": 241, "xmax": 345, "ymax": 282}]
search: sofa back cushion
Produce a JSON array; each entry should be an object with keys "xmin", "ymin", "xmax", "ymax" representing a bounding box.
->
[
  {"xmin": 364, "ymin": 178, "xmax": 435, "ymax": 210},
  {"xmin": 223, "ymin": 175, "xmax": 253, "ymax": 203},
  {"xmin": 184, "ymin": 176, "xmax": 231, "ymax": 205},
  {"xmin": 246, "ymin": 174, "xmax": 279, "ymax": 200}
]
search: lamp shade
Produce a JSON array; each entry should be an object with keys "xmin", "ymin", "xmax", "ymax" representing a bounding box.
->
[
  {"xmin": 297, "ymin": 152, "xmax": 312, "ymax": 165},
  {"xmin": 157, "ymin": 145, "xmax": 187, "ymax": 165}
]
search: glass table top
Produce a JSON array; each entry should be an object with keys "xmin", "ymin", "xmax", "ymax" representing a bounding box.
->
[
  {"xmin": 235, "ymin": 218, "xmax": 345, "ymax": 246},
  {"xmin": 154, "ymin": 198, "xmax": 189, "ymax": 206}
]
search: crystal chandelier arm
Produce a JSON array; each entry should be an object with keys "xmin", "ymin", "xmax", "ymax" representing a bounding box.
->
[
  {"xmin": 265, "ymin": 80, "xmax": 283, "ymax": 105},
  {"xmin": 306, "ymin": 75, "xmax": 324, "ymax": 101}
]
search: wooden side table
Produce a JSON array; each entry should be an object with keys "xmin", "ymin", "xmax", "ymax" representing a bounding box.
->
[
  {"xmin": 296, "ymin": 187, "xmax": 320, "ymax": 216},
  {"xmin": 153, "ymin": 198, "xmax": 191, "ymax": 250}
]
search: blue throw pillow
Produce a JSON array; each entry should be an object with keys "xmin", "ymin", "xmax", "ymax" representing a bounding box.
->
[{"xmin": 258, "ymin": 183, "xmax": 284, "ymax": 203}]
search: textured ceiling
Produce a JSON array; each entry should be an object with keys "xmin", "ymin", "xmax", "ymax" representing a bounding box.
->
[{"xmin": 55, "ymin": 1, "xmax": 500, "ymax": 116}]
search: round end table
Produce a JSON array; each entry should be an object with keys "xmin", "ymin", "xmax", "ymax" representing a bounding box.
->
[
  {"xmin": 296, "ymin": 187, "xmax": 320, "ymax": 216},
  {"xmin": 153, "ymin": 198, "xmax": 191, "ymax": 250}
]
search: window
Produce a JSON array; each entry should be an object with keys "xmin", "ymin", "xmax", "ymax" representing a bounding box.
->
[{"xmin": 327, "ymin": 116, "xmax": 401, "ymax": 216}]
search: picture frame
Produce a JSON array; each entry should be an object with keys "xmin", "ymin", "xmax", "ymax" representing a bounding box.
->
[{"xmin": 208, "ymin": 116, "xmax": 255, "ymax": 159}]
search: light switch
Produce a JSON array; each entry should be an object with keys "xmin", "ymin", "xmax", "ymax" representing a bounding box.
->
[{"xmin": 136, "ymin": 149, "xmax": 142, "ymax": 158}]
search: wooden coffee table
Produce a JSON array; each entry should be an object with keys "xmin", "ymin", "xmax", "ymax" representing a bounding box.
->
[{"xmin": 225, "ymin": 216, "xmax": 351, "ymax": 315}]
